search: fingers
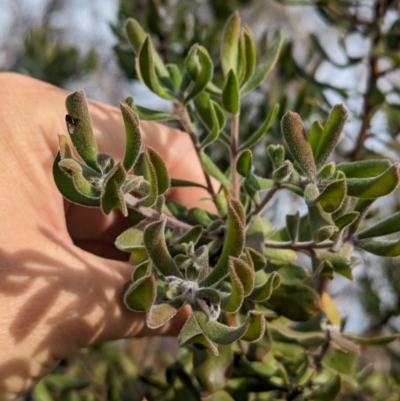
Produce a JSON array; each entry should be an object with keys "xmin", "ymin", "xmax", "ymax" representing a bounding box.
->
[{"xmin": 0, "ymin": 234, "xmax": 189, "ymax": 397}]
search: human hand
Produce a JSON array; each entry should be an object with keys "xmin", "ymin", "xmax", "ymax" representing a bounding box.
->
[{"xmin": 0, "ymin": 73, "xmax": 214, "ymax": 399}]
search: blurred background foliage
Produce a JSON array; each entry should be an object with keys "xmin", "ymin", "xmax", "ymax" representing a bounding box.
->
[{"xmin": 2, "ymin": 0, "xmax": 400, "ymax": 400}]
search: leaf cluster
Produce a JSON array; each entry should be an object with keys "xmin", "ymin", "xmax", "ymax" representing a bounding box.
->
[{"xmin": 52, "ymin": 8, "xmax": 400, "ymax": 401}]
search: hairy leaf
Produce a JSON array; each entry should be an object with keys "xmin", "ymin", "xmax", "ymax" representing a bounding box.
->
[
  {"xmin": 346, "ymin": 164, "xmax": 400, "ymax": 198},
  {"xmin": 281, "ymin": 111, "xmax": 316, "ymax": 180},
  {"xmin": 263, "ymin": 283, "xmax": 322, "ymax": 321},
  {"xmin": 337, "ymin": 159, "xmax": 391, "ymax": 178},
  {"xmin": 249, "ymin": 271, "xmax": 281, "ymax": 302},
  {"xmin": 147, "ymin": 300, "xmax": 184, "ymax": 329},
  {"xmin": 185, "ymin": 45, "xmax": 214, "ymax": 103},
  {"xmin": 143, "ymin": 217, "xmax": 183, "ymax": 277},
  {"xmin": 240, "ymin": 103, "xmax": 280, "ymax": 150},
  {"xmin": 138, "ymin": 36, "xmax": 174, "ymax": 100},
  {"xmin": 222, "ymin": 69, "xmax": 240, "ymax": 114},
  {"xmin": 316, "ymin": 179, "xmax": 347, "ymax": 213},
  {"xmin": 356, "ymin": 238, "xmax": 400, "ymax": 257},
  {"xmin": 120, "ymin": 103, "xmax": 141, "ymax": 171},
  {"xmin": 201, "ymin": 199, "xmax": 245, "ymax": 286},
  {"xmin": 115, "ymin": 227, "xmax": 144, "ymax": 252},
  {"xmin": 65, "ymin": 90, "xmax": 99, "ymax": 171},
  {"xmin": 147, "ymin": 147, "xmax": 170, "ymax": 195},
  {"xmin": 357, "ymin": 210, "xmax": 400, "ymax": 239},
  {"xmin": 236, "ymin": 149, "xmax": 252, "ymax": 177},
  {"xmin": 221, "ymin": 11, "xmax": 240, "ymax": 76},
  {"xmin": 241, "ymin": 31, "xmax": 283, "ymax": 95},
  {"xmin": 124, "ymin": 274, "xmax": 156, "ymax": 312},
  {"xmin": 100, "ymin": 162, "xmax": 127, "ymax": 216},
  {"xmin": 314, "ymin": 104, "xmax": 348, "ymax": 168}
]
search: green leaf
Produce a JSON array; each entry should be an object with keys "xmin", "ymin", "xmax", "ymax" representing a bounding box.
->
[
  {"xmin": 166, "ymin": 64, "xmax": 182, "ymax": 92},
  {"xmin": 194, "ymin": 345, "xmax": 233, "ymax": 394},
  {"xmin": 357, "ymin": 210, "xmax": 400, "ymax": 239},
  {"xmin": 120, "ymin": 103, "xmax": 141, "ymax": 171},
  {"xmin": 53, "ymin": 153, "xmax": 100, "ymax": 207},
  {"xmin": 342, "ymin": 333, "xmax": 400, "ymax": 346},
  {"xmin": 318, "ymin": 162, "xmax": 336, "ymax": 180},
  {"xmin": 240, "ymin": 103, "xmax": 280, "ymax": 150},
  {"xmin": 125, "ymin": 18, "xmax": 169, "ymax": 79},
  {"xmin": 308, "ymin": 203, "xmax": 337, "ymax": 243},
  {"xmin": 267, "ymin": 143, "xmax": 285, "ymax": 170},
  {"xmin": 195, "ymin": 310, "xmax": 264, "ymax": 344},
  {"xmin": 129, "ymin": 247, "xmax": 149, "ymax": 266},
  {"xmin": 318, "ymin": 252, "xmax": 360, "ymax": 280},
  {"xmin": 203, "ymin": 391, "xmax": 235, "ymax": 401},
  {"xmin": 202, "ymin": 153, "xmax": 230, "ymax": 188},
  {"xmin": 100, "ymin": 162, "xmax": 127, "ymax": 216},
  {"xmin": 221, "ymin": 260, "xmax": 245, "ymax": 313},
  {"xmin": 131, "ymin": 104, "xmax": 178, "ymax": 121},
  {"xmin": 201, "ymin": 101, "xmax": 222, "ymax": 149},
  {"xmin": 241, "ymin": 311, "xmax": 266, "ymax": 342},
  {"xmin": 171, "ymin": 225, "xmax": 203, "ymax": 246},
  {"xmin": 308, "ymin": 373, "xmax": 341, "ymax": 401},
  {"xmin": 147, "ymin": 300, "xmax": 184, "ymax": 329},
  {"xmin": 134, "ymin": 151, "xmax": 158, "ymax": 207},
  {"xmin": 356, "ymin": 238, "xmax": 400, "ymax": 257},
  {"xmin": 115, "ymin": 227, "xmax": 144, "ymax": 252},
  {"xmin": 229, "ymin": 257, "xmax": 254, "ymax": 296},
  {"xmin": 221, "ymin": 11, "xmax": 240, "ymax": 76},
  {"xmin": 124, "ymin": 274, "xmax": 156, "ymax": 312},
  {"xmin": 275, "ymin": 262, "xmax": 310, "ymax": 285},
  {"xmin": 201, "ymin": 199, "xmax": 245, "ymax": 286},
  {"xmin": 309, "ymin": 119, "xmax": 324, "ymax": 158},
  {"xmin": 245, "ymin": 247, "xmax": 266, "ymax": 272},
  {"xmin": 317, "ymin": 179, "xmax": 347, "ymax": 213},
  {"xmin": 241, "ymin": 31, "xmax": 284, "ymax": 95},
  {"xmin": 314, "ymin": 104, "xmax": 348, "ymax": 168},
  {"xmin": 138, "ymin": 36, "xmax": 174, "ymax": 100},
  {"xmin": 132, "ymin": 260, "xmax": 151, "ymax": 281},
  {"xmin": 170, "ymin": 178, "xmax": 208, "ymax": 190},
  {"xmin": 178, "ymin": 313, "xmax": 219, "ymax": 355},
  {"xmin": 44, "ymin": 375, "xmax": 90, "ymax": 392},
  {"xmin": 249, "ymin": 271, "xmax": 281, "ymax": 302},
  {"xmin": 269, "ymin": 322, "xmax": 325, "ymax": 347},
  {"xmin": 236, "ymin": 149, "xmax": 252, "ymax": 177},
  {"xmin": 281, "ymin": 111, "xmax": 316, "ymax": 180},
  {"xmin": 337, "ymin": 159, "xmax": 391, "ymax": 178},
  {"xmin": 286, "ymin": 212, "xmax": 300, "ymax": 243},
  {"xmin": 346, "ymin": 164, "xmax": 400, "ymax": 198},
  {"xmin": 143, "ymin": 217, "xmax": 183, "ymax": 277},
  {"xmin": 263, "ymin": 283, "xmax": 322, "ymax": 321},
  {"xmin": 32, "ymin": 381, "xmax": 54, "ymax": 401},
  {"xmin": 147, "ymin": 147, "xmax": 170, "ymax": 195},
  {"xmin": 222, "ymin": 69, "xmax": 240, "ymax": 114},
  {"xmin": 125, "ymin": 18, "xmax": 147, "ymax": 55},
  {"xmin": 334, "ymin": 212, "xmax": 359, "ymax": 230},
  {"xmin": 65, "ymin": 90, "xmax": 99, "ymax": 171},
  {"xmin": 184, "ymin": 46, "xmax": 213, "ymax": 103},
  {"xmin": 272, "ymin": 161, "xmax": 293, "ymax": 182},
  {"xmin": 240, "ymin": 26, "xmax": 256, "ymax": 86}
]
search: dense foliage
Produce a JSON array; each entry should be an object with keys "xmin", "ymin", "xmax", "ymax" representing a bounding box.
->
[{"xmin": 43, "ymin": 4, "xmax": 400, "ymax": 401}]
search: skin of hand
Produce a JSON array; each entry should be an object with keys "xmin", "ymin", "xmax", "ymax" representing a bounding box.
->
[{"xmin": 0, "ymin": 73, "xmax": 215, "ymax": 399}]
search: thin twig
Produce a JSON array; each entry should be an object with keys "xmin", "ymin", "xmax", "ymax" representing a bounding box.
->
[
  {"xmin": 230, "ymin": 113, "xmax": 240, "ymax": 200},
  {"xmin": 174, "ymin": 104, "xmax": 216, "ymax": 199},
  {"xmin": 264, "ymin": 240, "xmax": 333, "ymax": 251},
  {"xmin": 125, "ymin": 193, "xmax": 219, "ymax": 240},
  {"xmin": 246, "ymin": 185, "xmax": 280, "ymax": 223}
]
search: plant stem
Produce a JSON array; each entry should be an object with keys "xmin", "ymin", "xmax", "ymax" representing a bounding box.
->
[
  {"xmin": 264, "ymin": 240, "xmax": 333, "ymax": 251},
  {"xmin": 246, "ymin": 185, "xmax": 279, "ymax": 223},
  {"xmin": 125, "ymin": 193, "xmax": 219, "ymax": 239},
  {"xmin": 230, "ymin": 113, "xmax": 240, "ymax": 200},
  {"xmin": 174, "ymin": 104, "xmax": 216, "ymax": 199}
]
